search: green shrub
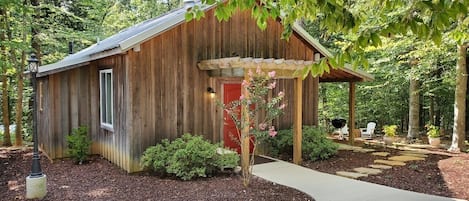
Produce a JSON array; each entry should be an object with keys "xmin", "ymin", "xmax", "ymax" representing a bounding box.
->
[
  {"xmin": 266, "ymin": 126, "xmax": 338, "ymax": 161},
  {"xmin": 141, "ymin": 133, "xmax": 239, "ymax": 180},
  {"xmin": 302, "ymin": 126, "xmax": 339, "ymax": 161},
  {"xmin": 265, "ymin": 129, "xmax": 293, "ymax": 157},
  {"xmin": 66, "ymin": 126, "xmax": 92, "ymax": 164}
]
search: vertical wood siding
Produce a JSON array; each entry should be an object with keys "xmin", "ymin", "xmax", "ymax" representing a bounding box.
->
[
  {"xmin": 38, "ymin": 55, "xmax": 131, "ymax": 171},
  {"xmin": 39, "ymin": 8, "xmax": 320, "ymax": 172}
]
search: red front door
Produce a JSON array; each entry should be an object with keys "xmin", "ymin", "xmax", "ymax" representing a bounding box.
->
[{"xmin": 223, "ymin": 83, "xmax": 254, "ymax": 154}]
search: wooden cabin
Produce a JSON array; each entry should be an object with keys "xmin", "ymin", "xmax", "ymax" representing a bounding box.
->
[{"xmin": 37, "ymin": 3, "xmax": 373, "ymax": 172}]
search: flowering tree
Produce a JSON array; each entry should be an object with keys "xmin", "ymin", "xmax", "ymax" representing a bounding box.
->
[{"xmin": 222, "ymin": 67, "xmax": 285, "ymax": 186}]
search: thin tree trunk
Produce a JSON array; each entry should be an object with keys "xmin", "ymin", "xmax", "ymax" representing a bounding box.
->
[
  {"xmin": 407, "ymin": 68, "xmax": 420, "ymax": 139},
  {"xmin": 14, "ymin": 51, "xmax": 25, "ymax": 146},
  {"xmin": 0, "ymin": 7, "xmax": 12, "ymax": 146},
  {"xmin": 31, "ymin": 0, "xmax": 41, "ymax": 61},
  {"xmin": 466, "ymin": 55, "xmax": 469, "ymax": 141},
  {"xmin": 2, "ymin": 75, "xmax": 11, "ymax": 146},
  {"xmin": 448, "ymin": 43, "xmax": 468, "ymax": 152},
  {"xmin": 321, "ymin": 86, "xmax": 328, "ymax": 128},
  {"xmin": 10, "ymin": 5, "xmax": 27, "ymax": 146}
]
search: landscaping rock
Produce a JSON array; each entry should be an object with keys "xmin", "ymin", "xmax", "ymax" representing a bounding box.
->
[
  {"xmin": 374, "ymin": 159, "xmax": 406, "ymax": 166},
  {"xmin": 353, "ymin": 167, "xmax": 382, "ymax": 175},
  {"xmin": 234, "ymin": 166, "xmax": 242, "ymax": 174},
  {"xmin": 372, "ymin": 152, "xmax": 390, "ymax": 157},
  {"xmin": 336, "ymin": 171, "xmax": 368, "ymax": 179},
  {"xmin": 388, "ymin": 155, "xmax": 425, "ymax": 162},
  {"xmin": 369, "ymin": 164, "xmax": 393, "ymax": 169}
]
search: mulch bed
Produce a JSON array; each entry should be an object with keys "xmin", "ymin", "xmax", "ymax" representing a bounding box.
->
[
  {"xmin": 3, "ymin": 144, "xmax": 468, "ymax": 201},
  {"xmin": 301, "ymin": 144, "xmax": 469, "ymax": 200},
  {"xmin": 1, "ymin": 147, "xmax": 313, "ymax": 201}
]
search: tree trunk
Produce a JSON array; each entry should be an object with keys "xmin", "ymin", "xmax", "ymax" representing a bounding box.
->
[
  {"xmin": 466, "ymin": 55, "xmax": 469, "ymax": 141},
  {"xmin": 320, "ymin": 86, "xmax": 328, "ymax": 128},
  {"xmin": 2, "ymin": 75, "xmax": 12, "ymax": 146},
  {"xmin": 14, "ymin": 51, "xmax": 25, "ymax": 146},
  {"xmin": 10, "ymin": 5, "xmax": 27, "ymax": 146},
  {"xmin": 429, "ymin": 96, "xmax": 435, "ymax": 125},
  {"xmin": 407, "ymin": 70, "xmax": 420, "ymax": 139},
  {"xmin": 31, "ymin": 0, "xmax": 41, "ymax": 61},
  {"xmin": 448, "ymin": 44, "xmax": 468, "ymax": 152},
  {"xmin": 0, "ymin": 7, "xmax": 12, "ymax": 146}
]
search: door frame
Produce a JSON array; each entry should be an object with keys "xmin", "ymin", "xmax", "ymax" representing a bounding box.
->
[{"xmin": 213, "ymin": 77, "xmax": 243, "ymax": 146}]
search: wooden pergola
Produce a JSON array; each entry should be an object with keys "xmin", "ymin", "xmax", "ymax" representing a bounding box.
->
[{"xmin": 198, "ymin": 57, "xmax": 373, "ymax": 169}]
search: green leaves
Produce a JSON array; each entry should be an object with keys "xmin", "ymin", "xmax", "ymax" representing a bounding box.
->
[
  {"xmin": 252, "ymin": 5, "xmax": 269, "ymax": 30},
  {"xmin": 140, "ymin": 134, "xmax": 239, "ymax": 180},
  {"xmin": 186, "ymin": 6, "xmax": 206, "ymax": 21}
]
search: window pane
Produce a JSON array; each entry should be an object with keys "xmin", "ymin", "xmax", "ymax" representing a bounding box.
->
[
  {"xmin": 106, "ymin": 73, "xmax": 112, "ymax": 124},
  {"xmin": 99, "ymin": 70, "xmax": 113, "ymax": 128},
  {"xmin": 101, "ymin": 74, "xmax": 106, "ymax": 123}
]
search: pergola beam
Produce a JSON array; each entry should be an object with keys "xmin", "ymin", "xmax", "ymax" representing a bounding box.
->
[{"xmin": 198, "ymin": 57, "xmax": 314, "ymax": 71}]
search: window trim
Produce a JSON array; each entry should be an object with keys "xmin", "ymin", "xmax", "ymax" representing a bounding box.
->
[{"xmin": 99, "ymin": 69, "xmax": 114, "ymax": 132}]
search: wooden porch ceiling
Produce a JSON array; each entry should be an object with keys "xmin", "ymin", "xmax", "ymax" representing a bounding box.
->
[
  {"xmin": 320, "ymin": 68, "xmax": 366, "ymax": 82},
  {"xmin": 198, "ymin": 57, "xmax": 373, "ymax": 82}
]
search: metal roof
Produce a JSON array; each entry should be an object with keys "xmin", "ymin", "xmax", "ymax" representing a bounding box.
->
[{"xmin": 38, "ymin": 2, "xmax": 373, "ymax": 81}]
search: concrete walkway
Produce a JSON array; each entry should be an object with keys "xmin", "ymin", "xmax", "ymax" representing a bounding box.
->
[{"xmin": 252, "ymin": 159, "xmax": 463, "ymax": 201}]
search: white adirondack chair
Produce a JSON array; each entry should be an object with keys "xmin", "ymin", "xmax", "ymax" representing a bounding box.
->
[
  {"xmin": 360, "ymin": 122, "xmax": 376, "ymax": 139},
  {"xmin": 338, "ymin": 124, "xmax": 349, "ymax": 140}
]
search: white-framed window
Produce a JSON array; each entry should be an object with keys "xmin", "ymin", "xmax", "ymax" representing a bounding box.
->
[{"xmin": 99, "ymin": 69, "xmax": 113, "ymax": 131}]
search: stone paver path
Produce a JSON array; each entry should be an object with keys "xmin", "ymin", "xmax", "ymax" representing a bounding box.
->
[
  {"xmin": 399, "ymin": 152, "xmax": 428, "ymax": 158},
  {"xmin": 372, "ymin": 152, "xmax": 390, "ymax": 157},
  {"xmin": 369, "ymin": 164, "xmax": 393, "ymax": 169},
  {"xmin": 389, "ymin": 155, "xmax": 426, "ymax": 162},
  {"xmin": 374, "ymin": 159, "xmax": 406, "ymax": 166},
  {"xmin": 336, "ymin": 171, "xmax": 368, "ymax": 179},
  {"xmin": 353, "ymin": 167, "xmax": 382, "ymax": 175},
  {"xmin": 353, "ymin": 148, "xmax": 376, "ymax": 153},
  {"xmin": 334, "ymin": 143, "xmax": 430, "ymax": 181}
]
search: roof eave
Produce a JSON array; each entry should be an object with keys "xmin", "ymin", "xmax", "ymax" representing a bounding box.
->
[
  {"xmin": 37, "ymin": 48, "xmax": 123, "ymax": 77},
  {"xmin": 119, "ymin": 4, "xmax": 217, "ymax": 52},
  {"xmin": 343, "ymin": 64, "xmax": 374, "ymax": 81},
  {"xmin": 292, "ymin": 23, "xmax": 333, "ymax": 58},
  {"xmin": 291, "ymin": 23, "xmax": 373, "ymax": 82}
]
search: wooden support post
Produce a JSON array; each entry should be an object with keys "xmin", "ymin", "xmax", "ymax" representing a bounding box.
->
[
  {"xmin": 241, "ymin": 72, "xmax": 250, "ymax": 178},
  {"xmin": 293, "ymin": 76, "xmax": 303, "ymax": 164},
  {"xmin": 349, "ymin": 82, "xmax": 356, "ymax": 145}
]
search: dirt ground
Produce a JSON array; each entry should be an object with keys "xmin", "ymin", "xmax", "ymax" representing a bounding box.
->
[
  {"xmin": 302, "ymin": 144, "xmax": 469, "ymax": 200},
  {"xmin": 0, "ymin": 147, "xmax": 313, "ymax": 201}
]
